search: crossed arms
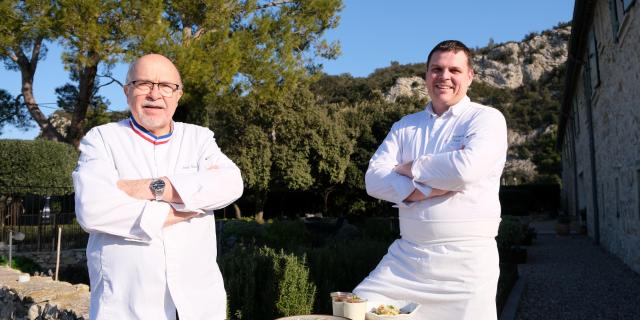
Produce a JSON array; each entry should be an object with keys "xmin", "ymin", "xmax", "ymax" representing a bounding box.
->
[
  {"xmin": 365, "ymin": 109, "xmax": 507, "ymax": 205},
  {"xmin": 73, "ymin": 128, "xmax": 243, "ymax": 242},
  {"xmin": 116, "ymin": 177, "xmax": 196, "ymax": 227}
]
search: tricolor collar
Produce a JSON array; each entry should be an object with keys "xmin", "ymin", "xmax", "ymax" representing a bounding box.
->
[{"xmin": 129, "ymin": 116, "xmax": 173, "ymax": 145}]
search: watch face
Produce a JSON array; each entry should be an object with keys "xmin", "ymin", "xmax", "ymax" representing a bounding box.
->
[{"xmin": 151, "ymin": 179, "xmax": 165, "ymax": 190}]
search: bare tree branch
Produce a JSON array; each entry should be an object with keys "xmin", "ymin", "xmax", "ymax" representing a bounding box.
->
[
  {"xmin": 193, "ymin": 28, "xmax": 206, "ymax": 39},
  {"xmin": 8, "ymin": 51, "xmax": 18, "ymax": 63},
  {"xmin": 97, "ymin": 74, "xmax": 124, "ymax": 89},
  {"xmin": 29, "ymin": 36, "xmax": 43, "ymax": 73},
  {"xmin": 183, "ymin": 26, "xmax": 192, "ymax": 41}
]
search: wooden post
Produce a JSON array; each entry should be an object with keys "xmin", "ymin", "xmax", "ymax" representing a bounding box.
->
[
  {"xmin": 55, "ymin": 226, "xmax": 62, "ymax": 281},
  {"xmin": 8, "ymin": 230, "xmax": 12, "ymax": 268}
]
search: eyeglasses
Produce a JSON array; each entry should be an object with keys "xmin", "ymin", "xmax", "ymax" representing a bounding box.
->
[{"xmin": 127, "ymin": 80, "xmax": 182, "ymax": 97}]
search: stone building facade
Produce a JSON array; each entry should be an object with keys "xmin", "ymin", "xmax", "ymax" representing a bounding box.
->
[{"xmin": 558, "ymin": 0, "xmax": 640, "ymax": 273}]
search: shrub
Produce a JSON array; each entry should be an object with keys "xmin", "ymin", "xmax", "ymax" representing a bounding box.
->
[
  {"xmin": 496, "ymin": 263, "xmax": 519, "ymax": 315},
  {"xmin": 265, "ymin": 219, "xmax": 311, "ymax": 250},
  {"xmin": 221, "ymin": 218, "xmax": 268, "ymax": 248},
  {"xmin": 220, "ymin": 218, "xmax": 312, "ymax": 251},
  {"xmin": 220, "ymin": 246, "xmax": 316, "ymax": 320},
  {"xmin": 0, "ymin": 255, "xmax": 41, "ymax": 274},
  {"xmin": 362, "ymin": 217, "xmax": 399, "ymax": 242},
  {"xmin": 496, "ymin": 215, "xmax": 524, "ymax": 253},
  {"xmin": 58, "ymin": 263, "xmax": 90, "ymax": 285},
  {"xmin": 523, "ymin": 31, "xmax": 539, "ymax": 41},
  {"xmin": 0, "ymin": 140, "xmax": 78, "ymax": 194},
  {"xmin": 490, "ymin": 47, "xmax": 517, "ymax": 65}
]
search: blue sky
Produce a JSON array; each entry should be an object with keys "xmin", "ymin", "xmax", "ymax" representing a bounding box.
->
[{"xmin": 0, "ymin": 0, "xmax": 574, "ymax": 139}]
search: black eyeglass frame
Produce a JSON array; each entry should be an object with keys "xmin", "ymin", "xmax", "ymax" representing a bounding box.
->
[{"xmin": 127, "ymin": 80, "xmax": 182, "ymax": 97}]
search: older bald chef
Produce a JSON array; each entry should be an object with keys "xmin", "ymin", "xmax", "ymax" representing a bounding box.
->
[
  {"xmin": 73, "ymin": 54, "xmax": 243, "ymax": 320},
  {"xmin": 353, "ymin": 40, "xmax": 507, "ymax": 320}
]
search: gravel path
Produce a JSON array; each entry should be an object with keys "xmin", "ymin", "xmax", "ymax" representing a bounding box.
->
[{"xmin": 515, "ymin": 233, "xmax": 640, "ymax": 320}]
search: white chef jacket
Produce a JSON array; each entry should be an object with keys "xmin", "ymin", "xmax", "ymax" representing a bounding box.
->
[
  {"xmin": 355, "ymin": 96, "xmax": 507, "ymax": 320},
  {"xmin": 73, "ymin": 118, "xmax": 243, "ymax": 320}
]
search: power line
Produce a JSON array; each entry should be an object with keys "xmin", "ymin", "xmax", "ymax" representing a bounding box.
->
[{"xmin": 24, "ymin": 102, "xmax": 126, "ymax": 113}]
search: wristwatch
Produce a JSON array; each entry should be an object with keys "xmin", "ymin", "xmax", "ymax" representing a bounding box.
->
[{"xmin": 150, "ymin": 178, "xmax": 166, "ymax": 201}]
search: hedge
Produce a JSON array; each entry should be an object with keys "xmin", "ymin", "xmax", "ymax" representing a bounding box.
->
[
  {"xmin": 219, "ymin": 216, "xmax": 525, "ymax": 318},
  {"xmin": 0, "ymin": 139, "xmax": 78, "ymax": 194}
]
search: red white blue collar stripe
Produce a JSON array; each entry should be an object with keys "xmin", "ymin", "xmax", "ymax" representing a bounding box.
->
[{"xmin": 129, "ymin": 116, "xmax": 173, "ymax": 145}]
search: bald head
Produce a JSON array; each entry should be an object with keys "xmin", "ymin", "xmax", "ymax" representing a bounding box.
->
[
  {"xmin": 124, "ymin": 53, "xmax": 183, "ymax": 136},
  {"xmin": 125, "ymin": 54, "xmax": 182, "ymax": 87}
]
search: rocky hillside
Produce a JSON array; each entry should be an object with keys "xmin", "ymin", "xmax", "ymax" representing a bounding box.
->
[
  {"xmin": 312, "ymin": 23, "xmax": 571, "ymax": 185},
  {"xmin": 473, "ymin": 26, "xmax": 570, "ymax": 88},
  {"xmin": 384, "ymin": 24, "xmax": 571, "ymax": 102}
]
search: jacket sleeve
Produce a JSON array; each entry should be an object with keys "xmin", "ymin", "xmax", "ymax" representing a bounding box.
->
[
  {"xmin": 364, "ymin": 120, "xmax": 431, "ymax": 205},
  {"xmin": 73, "ymin": 128, "xmax": 170, "ymax": 242},
  {"xmin": 410, "ymin": 108, "xmax": 507, "ymax": 191},
  {"xmin": 166, "ymin": 131, "xmax": 243, "ymax": 213}
]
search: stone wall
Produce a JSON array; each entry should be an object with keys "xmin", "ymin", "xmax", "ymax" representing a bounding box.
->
[
  {"xmin": 0, "ymin": 267, "xmax": 89, "ymax": 320},
  {"xmin": 561, "ymin": 0, "xmax": 640, "ymax": 274},
  {"xmin": 10, "ymin": 250, "xmax": 86, "ymax": 274},
  {"xmin": 0, "ymin": 248, "xmax": 86, "ymax": 277}
]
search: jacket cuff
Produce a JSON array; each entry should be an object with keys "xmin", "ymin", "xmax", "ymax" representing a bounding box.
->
[
  {"xmin": 390, "ymin": 174, "xmax": 415, "ymax": 205},
  {"xmin": 137, "ymin": 200, "xmax": 170, "ymax": 241},
  {"xmin": 412, "ymin": 180, "xmax": 433, "ymax": 198},
  {"xmin": 166, "ymin": 173, "xmax": 200, "ymax": 211}
]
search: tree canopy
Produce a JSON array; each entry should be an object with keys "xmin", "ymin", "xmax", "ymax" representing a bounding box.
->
[{"xmin": 0, "ymin": 1, "xmax": 564, "ymax": 216}]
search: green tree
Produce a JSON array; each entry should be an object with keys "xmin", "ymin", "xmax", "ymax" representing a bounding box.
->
[
  {"xmin": 217, "ymin": 88, "xmax": 353, "ymax": 217},
  {"xmin": 0, "ymin": 89, "xmax": 31, "ymax": 134},
  {"xmin": 0, "ymin": 0, "xmax": 63, "ymax": 140},
  {"xmin": 53, "ymin": 78, "xmax": 129, "ymax": 134},
  {"xmin": 309, "ymin": 73, "xmax": 376, "ymax": 104},
  {"xmin": 133, "ymin": 0, "xmax": 342, "ymax": 126},
  {"xmin": 0, "ymin": 0, "xmax": 162, "ymax": 146},
  {"xmin": 57, "ymin": 0, "xmax": 164, "ymax": 146}
]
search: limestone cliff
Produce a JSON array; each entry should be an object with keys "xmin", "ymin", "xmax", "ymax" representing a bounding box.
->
[{"xmin": 384, "ymin": 25, "xmax": 570, "ymax": 102}]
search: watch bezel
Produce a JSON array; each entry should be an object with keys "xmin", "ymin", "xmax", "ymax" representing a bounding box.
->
[{"xmin": 150, "ymin": 178, "xmax": 166, "ymax": 201}]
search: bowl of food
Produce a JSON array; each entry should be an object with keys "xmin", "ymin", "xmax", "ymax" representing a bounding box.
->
[{"xmin": 364, "ymin": 300, "xmax": 420, "ymax": 320}]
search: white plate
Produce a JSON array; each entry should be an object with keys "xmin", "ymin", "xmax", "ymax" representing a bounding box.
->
[{"xmin": 365, "ymin": 300, "xmax": 420, "ymax": 320}]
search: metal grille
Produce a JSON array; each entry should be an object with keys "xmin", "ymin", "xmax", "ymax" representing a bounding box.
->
[{"xmin": 0, "ymin": 187, "xmax": 87, "ymax": 252}]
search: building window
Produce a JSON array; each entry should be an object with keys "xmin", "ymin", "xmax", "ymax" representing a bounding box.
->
[
  {"xmin": 587, "ymin": 28, "xmax": 601, "ymax": 92},
  {"xmin": 623, "ymin": 0, "xmax": 635, "ymax": 12}
]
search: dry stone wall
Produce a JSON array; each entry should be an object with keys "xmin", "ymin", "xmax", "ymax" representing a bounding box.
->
[{"xmin": 0, "ymin": 267, "xmax": 89, "ymax": 320}]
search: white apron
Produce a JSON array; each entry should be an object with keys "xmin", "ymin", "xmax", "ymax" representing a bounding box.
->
[{"xmin": 354, "ymin": 219, "xmax": 500, "ymax": 320}]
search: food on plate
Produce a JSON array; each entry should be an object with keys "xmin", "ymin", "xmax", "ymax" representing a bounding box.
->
[{"xmin": 372, "ymin": 304, "xmax": 403, "ymax": 315}]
